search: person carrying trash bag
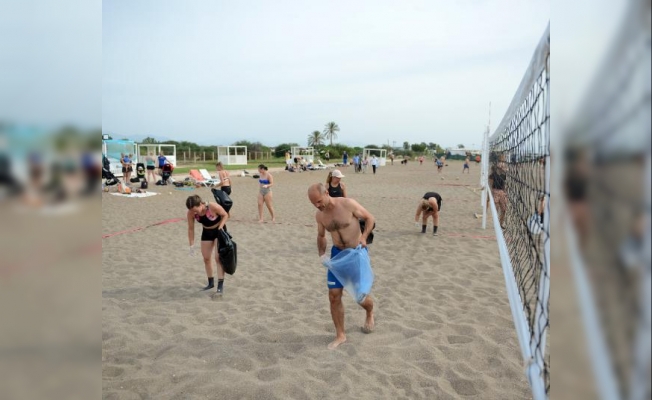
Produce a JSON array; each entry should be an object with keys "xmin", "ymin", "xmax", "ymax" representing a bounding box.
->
[
  {"xmin": 186, "ymin": 194, "xmax": 230, "ymax": 299},
  {"xmin": 307, "ymin": 183, "xmax": 376, "ymax": 350}
]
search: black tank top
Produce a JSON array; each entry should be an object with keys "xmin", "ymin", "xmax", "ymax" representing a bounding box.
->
[
  {"xmin": 423, "ymin": 192, "xmax": 442, "ymax": 210},
  {"xmin": 491, "ymin": 172, "xmax": 507, "ymax": 190},
  {"xmin": 194, "ymin": 203, "xmax": 221, "ymax": 227},
  {"xmin": 328, "ymin": 183, "xmax": 344, "ymax": 198}
]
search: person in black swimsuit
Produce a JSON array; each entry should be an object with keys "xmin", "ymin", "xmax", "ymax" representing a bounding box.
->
[
  {"xmin": 186, "ymin": 194, "xmax": 229, "ymax": 296},
  {"xmin": 564, "ymin": 148, "xmax": 590, "ymax": 248},
  {"xmin": 488, "ymin": 163, "xmax": 508, "ymax": 229},
  {"xmin": 414, "ymin": 192, "xmax": 443, "ymax": 235},
  {"xmin": 326, "ymin": 169, "xmax": 347, "ymax": 198}
]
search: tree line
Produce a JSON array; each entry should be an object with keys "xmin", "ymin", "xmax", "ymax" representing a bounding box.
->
[{"xmin": 106, "ymin": 120, "xmax": 452, "ymax": 160}]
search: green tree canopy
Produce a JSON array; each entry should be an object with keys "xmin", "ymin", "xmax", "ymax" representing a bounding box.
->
[
  {"xmin": 274, "ymin": 142, "xmax": 300, "ymax": 158},
  {"xmin": 323, "ymin": 122, "xmax": 340, "ymax": 146},
  {"xmin": 308, "ymin": 131, "xmax": 325, "ymax": 147}
]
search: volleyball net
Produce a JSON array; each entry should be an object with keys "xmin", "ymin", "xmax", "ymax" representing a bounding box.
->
[
  {"xmin": 560, "ymin": 0, "xmax": 651, "ymax": 398},
  {"xmin": 483, "ymin": 23, "xmax": 550, "ymax": 400}
]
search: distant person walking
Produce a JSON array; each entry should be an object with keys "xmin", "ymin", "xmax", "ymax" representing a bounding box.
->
[
  {"xmin": 215, "ymin": 161, "xmax": 232, "ymax": 195},
  {"xmin": 257, "ymin": 164, "xmax": 276, "ymax": 223},
  {"xmin": 370, "ymin": 155, "xmax": 379, "ymax": 174},
  {"xmin": 463, "ymin": 156, "xmax": 470, "ymax": 173}
]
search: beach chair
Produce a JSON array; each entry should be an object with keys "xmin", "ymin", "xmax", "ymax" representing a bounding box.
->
[
  {"xmin": 317, "ymin": 160, "xmax": 331, "ymax": 169},
  {"xmin": 199, "ymin": 169, "xmax": 221, "ymax": 186},
  {"xmin": 309, "ymin": 159, "xmax": 327, "ymax": 170},
  {"xmin": 189, "ymin": 169, "xmax": 210, "ymax": 187}
]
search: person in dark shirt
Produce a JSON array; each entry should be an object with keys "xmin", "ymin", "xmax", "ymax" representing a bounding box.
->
[
  {"xmin": 326, "ymin": 169, "xmax": 347, "ymax": 198},
  {"xmin": 414, "ymin": 192, "xmax": 443, "ymax": 236},
  {"xmin": 186, "ymin": 194, "xmax": 229, "ymax": 296},
  {"xmin": 488, "ymin": 163, "xmax": 508, "ymax": 229}
]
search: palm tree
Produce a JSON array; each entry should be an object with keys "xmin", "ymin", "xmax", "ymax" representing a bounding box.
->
[
  {"xmin": 323, "ymin": 122, "xmax": 340, "ymax": 146},
  {"xmin": 308, "ymin": 131, "xmax": 325, "ymax": 147}
]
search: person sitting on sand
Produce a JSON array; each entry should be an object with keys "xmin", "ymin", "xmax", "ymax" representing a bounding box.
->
[
  {"xmin": 414, "ymin": 192, "xmax": 442, "ymax": 236},
  {"xmin": 186, "ymin": 194, "xmax": 229, "ymax": 297},
  {"xmin": 308, "ymin": 183, "xmax": 376, "ymax": 350}
]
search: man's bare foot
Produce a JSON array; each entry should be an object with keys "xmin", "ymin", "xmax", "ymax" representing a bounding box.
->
[
  {"xmin": 258, "ymin": 219, "xmax": 264, "ymax": 223},
  {"xmin": 327, "ymin": 336, "xmax": 347, "ymax": 350},
  {"xmin": 361, "ymin": 313, "xmax": 375, "ymax": 334},
  {"xmin": 271, "ymin": 218, "xmax": 276, "ymax": 223}
]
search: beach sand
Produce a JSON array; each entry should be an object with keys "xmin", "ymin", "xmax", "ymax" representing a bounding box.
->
[{"xmin": 102, "ymin": 160, "xmax": 531, "ymax": 399}]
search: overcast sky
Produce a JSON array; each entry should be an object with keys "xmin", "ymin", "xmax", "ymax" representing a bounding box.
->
[{"xmin": 103, "ymin": 0, "xmax": 550, "ymax": 149}]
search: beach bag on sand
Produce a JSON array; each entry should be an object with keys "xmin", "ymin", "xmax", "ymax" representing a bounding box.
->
[
  {"xmin": 211, "ymin": 188, "xmax": 233, "ymax": 213},
  {"xmin": 218, "ymin": 229, "xmax": 237, "ymax": 275},
  {"xmin": 359, "ymin": 219, "xmax": 375, "ymax": 244},
  {"xmin": 324, "ymin": 245, "xmax": 374, "ymax": 303}
]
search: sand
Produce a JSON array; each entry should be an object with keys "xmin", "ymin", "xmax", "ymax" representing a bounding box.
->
[{"xmin": 102, "ymin": 160, "xmax": 531, "ymax": 399}]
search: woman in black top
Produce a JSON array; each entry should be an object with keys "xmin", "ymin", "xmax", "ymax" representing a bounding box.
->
[
  {"xmin": 186, "ymin": 194, "xmax": 229, "ymax": 296},
  {"xmin": 488, "ymin": 163, "xmax": 508, "ymax": 229},
  {"xmin": 414, "ymin": 192, "xmax": 443, "ymax": 235},
  {"xmin": 326, "ymin": 169, "xmax": 347, "ymax": 198}
]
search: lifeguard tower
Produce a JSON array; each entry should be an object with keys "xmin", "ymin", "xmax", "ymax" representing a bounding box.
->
[
  {"xmin": 291, "ymin": 146, "xmax": 315, "ymax": 162},
  {"xmin": 217, "ymin": 146, "xmax": 248, "ymax": 165},
  {"xmin": 363, "ymin": 148, "xmax": 388, "ymax": 166}
]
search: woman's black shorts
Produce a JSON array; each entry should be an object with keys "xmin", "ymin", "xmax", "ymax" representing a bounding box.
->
[{"xmin": 201, "ymin": 227, "xmax": 227, "ymax": 243}]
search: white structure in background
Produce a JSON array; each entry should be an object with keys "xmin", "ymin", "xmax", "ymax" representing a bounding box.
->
[
  {"xmin": 102, "ymin": 138, "xmax": 137, "ymax": 177},
  {"xmin": 291, "ymin": 146, "xmax": 314, "ymax": 162},
  {"xmin": 447, "ymin": 147, "xmax": 481, "ymax": 157},
  {"xmin": 363, "ymin": 148, "xmax": 387, "ymax": 166},
  {"xmin": 217, "ymin": 146, "xmax": 247, "ymax": 165},
  {"xmin": 136, "ymin": 144, "xmax": 177, "ymax": 167}
]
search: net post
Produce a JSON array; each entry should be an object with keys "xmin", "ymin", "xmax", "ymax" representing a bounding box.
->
[
  {"xmin": 629, "ymin": 151, "xmax": 651, "ymax": 400},
  {"xmin": 481, "ymin": 128, "xmax": 489, "ymax": 229}
]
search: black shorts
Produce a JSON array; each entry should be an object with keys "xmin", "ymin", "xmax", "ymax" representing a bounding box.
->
[
  {"xmin": 146, "ymin": 165, "xmax": 155, "ymax": 170},
  {"xmin": 122, "ymin": 167, "xmax": 126, "ymax": 173},
  {"xmin": 201, "ymin": 226, "xmax": 227, "ymax": 243},
  {"xmin": 221, "ymin": 186, "xmax": 231, "ymax": 195}
]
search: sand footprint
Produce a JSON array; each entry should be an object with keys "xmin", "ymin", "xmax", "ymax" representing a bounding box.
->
[
  {"xmin": 256, "ymin": 367, "xmax": 282, "ymax": 382},
  {"xmin": 447, "ymin": 335, "xmax": 474, "ymax": 344},
  {"xmin": 103, "ymin": 366, "xmax": 124, "ymax": 378},
  {"xmin": 450, "ymin": 378, "xmax": 479, "ymax": 396}
]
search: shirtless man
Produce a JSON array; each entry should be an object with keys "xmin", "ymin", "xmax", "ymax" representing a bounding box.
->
[{"xmin": 307, "ymin": 183, "xmax": 375, "ymax": 350}]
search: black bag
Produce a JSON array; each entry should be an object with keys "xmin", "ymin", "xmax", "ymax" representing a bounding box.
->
[
  {"xmin": 156, "ymin": 179, "xmax": 166, "ymax": 186},
  {"xmin": 217, "ymin": 229, "xmax": 237, "ymax": 275},
  {"xmin": 211, "ymin": 188, "xmax": 233, "ymax": 213},
  {"xmin": 130, "ymin": 177, "xmax": 140, "ymax": 183},
  {"xmin": 140, "ymin": 180, "xmax": 148, "ymax": 189},
  {"xmin": 359, "ymin": 219, "xmax": 376, "ymax": 244}
]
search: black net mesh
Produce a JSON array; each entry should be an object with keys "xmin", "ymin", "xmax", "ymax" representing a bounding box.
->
[{"xmin": 489, "ymin": 49, "xmax": 550, "ymax": 393}]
